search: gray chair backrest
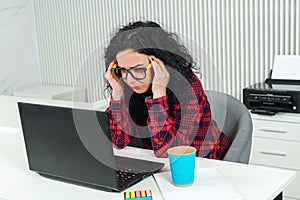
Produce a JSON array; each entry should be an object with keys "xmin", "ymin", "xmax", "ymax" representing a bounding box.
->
[{"xmin": 205, "ymin": 90, "xmax": 253, "ymax": 164}]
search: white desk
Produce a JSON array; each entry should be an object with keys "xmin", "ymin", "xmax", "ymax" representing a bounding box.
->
[{"xmin": 0, "ymin": 128, "xmax": 296, "ymax": 200}]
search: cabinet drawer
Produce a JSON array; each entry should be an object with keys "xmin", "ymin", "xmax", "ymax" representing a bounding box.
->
[
  {"xmin": 250, "ymin": 137, "xmax": 300, "ymax": 170},
  {"xmin": 253, "ymin": 120, "xmax": 300, "ymax": 141},
  {"xmin": 285, "ymin": 171, "xmax": 300, "ymax": 199}
]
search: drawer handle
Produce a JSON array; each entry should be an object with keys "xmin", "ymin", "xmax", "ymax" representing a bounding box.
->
[
  {"xmin": 260, "ymin": 150, "xmax": 287, "ymax": 157},
  {"xmin": 259, "ymin": 128, "xmax": 287, "ymax": 134}
]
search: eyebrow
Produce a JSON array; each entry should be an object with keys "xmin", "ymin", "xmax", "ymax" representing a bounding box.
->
[{"xmin": 118, "ymin": 63, "xmax": 146, "ymax": 69}]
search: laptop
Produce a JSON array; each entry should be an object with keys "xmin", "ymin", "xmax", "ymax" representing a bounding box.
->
[{"xmin": 18, "ymin": 102, "xmax": 164, "ymax": 192}]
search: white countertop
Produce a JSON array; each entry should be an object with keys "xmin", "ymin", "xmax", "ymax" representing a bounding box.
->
[{"xmin": 0, "ymin": 95, "xmax": 108, "ymax": 128}]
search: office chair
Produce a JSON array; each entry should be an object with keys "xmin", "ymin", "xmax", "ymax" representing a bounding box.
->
[{"xmin": 205, "ymin": 90, "xmax": 253, "ymax": 164}]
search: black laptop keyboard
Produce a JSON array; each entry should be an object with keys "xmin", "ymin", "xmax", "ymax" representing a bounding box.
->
[{"xmin": 116, "ymin": 168, "xmax": 142, "ymax": 183}]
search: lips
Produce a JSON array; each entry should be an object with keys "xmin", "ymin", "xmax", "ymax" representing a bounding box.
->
[{"xmin": 131, "ymin": 85, "xmax": 140, "ymax": 90}]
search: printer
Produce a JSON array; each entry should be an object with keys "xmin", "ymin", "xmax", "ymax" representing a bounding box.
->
[{"xmin": 243, "ymin": 55, "xmax": 300, "ymax": 115}]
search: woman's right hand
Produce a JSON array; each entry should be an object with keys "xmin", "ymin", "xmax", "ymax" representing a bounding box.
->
[{"xmin": 105, "ymin": 61, "xmax": 125, "ymax": 100}]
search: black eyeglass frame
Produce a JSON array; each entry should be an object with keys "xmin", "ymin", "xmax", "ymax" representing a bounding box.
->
[{"xmin": 112, "ymin": 63, "xmax": 152, "ymax": 80}]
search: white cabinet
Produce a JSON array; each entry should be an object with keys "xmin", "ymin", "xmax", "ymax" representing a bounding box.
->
[{"xmin": 250, "ymin": 113, "xmax": 300, "ymax": 199}]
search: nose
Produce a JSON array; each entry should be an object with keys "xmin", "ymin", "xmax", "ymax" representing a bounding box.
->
[{"xmin": 125, "ymin": 73, "xmax": 138, "ymax": 84}]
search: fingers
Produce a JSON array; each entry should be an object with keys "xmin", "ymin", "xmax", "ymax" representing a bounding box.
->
[
  {"xmin": 149, "ymin": 55, "xmax": 169, "ymax": 78},
  {"xmin": 105, "ymin": 61, "xmax": 124, "ymax": 96},
  {"xmin": 107, "ymin": 60, "xmax": 117, "ymax": 71},
  {"xmin": 148, "ymin": 56, "xmax": 169, "ymax": 98},
  {"xmin": 149, "ymin": 56, "xmax": 170, "ymax": 82},
  {"xmin": 149, "ymin": 56, "xmax": 163, "ymax": 72},
  {"xmin": 149, "ymin": 56, "xmax": 164, "ymax": 67},
  {"xmin": 105, "ymin": 60, "xmax": 117, "ymax": 80}
]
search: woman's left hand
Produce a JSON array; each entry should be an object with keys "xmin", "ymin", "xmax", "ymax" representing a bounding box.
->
[{"xmin": 149, "ymin": 56, "xmax": 170, "ymax": 98}]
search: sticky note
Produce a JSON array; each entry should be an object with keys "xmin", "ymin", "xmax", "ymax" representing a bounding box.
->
[
  {"xmin": 135, "ymin": 190, "xmax": 140, "ymax": 198},
  {"xmin": 140, "ymin": 190, "xmax": 146, "ymax": 197},
  {"xmin": 146, "ymin": 190, "xmax": 151, "ymax": 196},
  {"xmin": 124, "ymin": 190, "xmax": 152, "ymax": 200},
  {"xmin": 125, "ymin": 192, "xmax": 130, "ymax": 198},
  {"xmin": 130, "ymin": 190, "xmax": 135, "ymax": 198}
]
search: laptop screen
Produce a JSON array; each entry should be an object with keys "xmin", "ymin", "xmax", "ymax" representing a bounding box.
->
[{"xmin": 18, "ymin": 102, "xmax": 118, "ymax": 190}]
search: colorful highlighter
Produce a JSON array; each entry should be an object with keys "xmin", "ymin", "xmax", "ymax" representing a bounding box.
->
[{"xmin": 124, "ymin": 190, "xmax": 152, "ymax": 200}]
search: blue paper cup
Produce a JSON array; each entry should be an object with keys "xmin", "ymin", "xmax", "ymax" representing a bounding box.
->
[{"xmin": 167, "ymin": 146, "xmax": 196, "ymax": 187}]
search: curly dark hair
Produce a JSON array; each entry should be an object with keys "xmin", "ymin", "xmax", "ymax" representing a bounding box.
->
[{"xmin": 104, "ymin": 21, "xmax": 197, "ymax": 94}]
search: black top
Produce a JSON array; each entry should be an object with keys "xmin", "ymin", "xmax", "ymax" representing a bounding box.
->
[{"xmin": 125, "ymin": 88, "xmax": 153, "ymax": 149}]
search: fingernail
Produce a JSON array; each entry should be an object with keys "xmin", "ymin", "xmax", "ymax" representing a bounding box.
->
[{"xmin": 149, "ymin": 56, "xmax": 154, "ymax": 61}]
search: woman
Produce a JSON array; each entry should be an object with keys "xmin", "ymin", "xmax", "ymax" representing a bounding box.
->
[{"xmin": 104, "ymin": 21, "xmax": 230, "ymax": 159}]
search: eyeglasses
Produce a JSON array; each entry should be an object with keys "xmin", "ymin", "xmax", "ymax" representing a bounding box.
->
[{"xmin": 112, "ymin": 63, "xmax": 152, "ymax": 80}]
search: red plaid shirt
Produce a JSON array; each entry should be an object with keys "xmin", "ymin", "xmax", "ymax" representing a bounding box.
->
[{"xmin": 106, "ymin": 73, "xmax": 231, "ymax": 159}]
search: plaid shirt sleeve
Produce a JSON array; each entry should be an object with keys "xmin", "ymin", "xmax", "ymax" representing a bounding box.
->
[
  {"xmin": 145, "ymin": 74, "xmax": 230, "ymax": 159},
  {"xmin": 105, "ymin": 96, "xmax": 131, "ymax": 149}
]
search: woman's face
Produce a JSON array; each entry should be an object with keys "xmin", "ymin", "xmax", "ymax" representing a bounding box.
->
[{"xmin": 116, "ymin": 49, "xmax": 153, "ymax": 94}]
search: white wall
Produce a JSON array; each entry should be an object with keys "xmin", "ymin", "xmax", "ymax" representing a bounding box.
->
[
  {"xmin": 33, "ymin": 0, "xmax": 300, "ymax": 102},
  {"xmin": 0, "ymin": 0, "xmax": 40, "ymax": 95}
]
